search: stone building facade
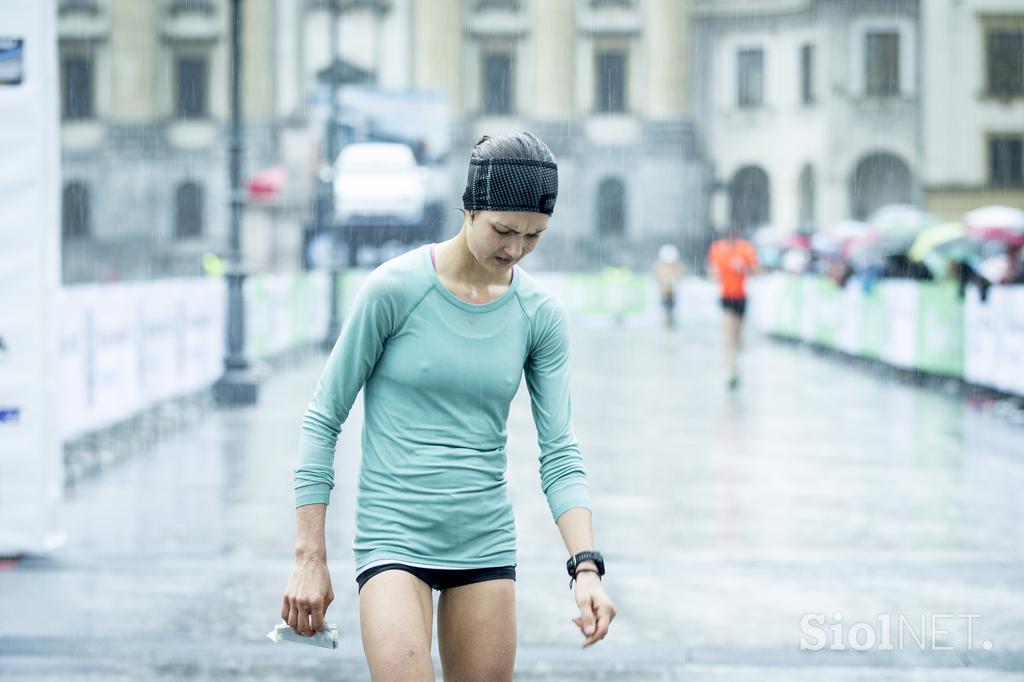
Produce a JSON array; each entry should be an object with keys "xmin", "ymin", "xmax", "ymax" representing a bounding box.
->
[
  {"xmin": 412, "ymin": 0, "xmax": 706, "ymax": 269},
  {"xmin": 694, "ymin": 0, "xmax": 1024, "ymax": 233},
  {"xmin": 694, "ymin": 0, "xmax": 922, "ymax": 233}
]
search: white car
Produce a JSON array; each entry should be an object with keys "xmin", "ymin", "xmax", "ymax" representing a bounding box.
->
[{"xmin": 333, "ymin": 143, "xmax": 426, "ymax": 225}]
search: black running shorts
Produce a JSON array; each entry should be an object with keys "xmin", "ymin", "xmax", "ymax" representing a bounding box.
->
[
  {"xmin": 356, "ymin": 562, "xmax": 517, "ymax": 593},
  {"xmin": 720, "ymin": 297, "xmax": 747, "ymax": 317}
]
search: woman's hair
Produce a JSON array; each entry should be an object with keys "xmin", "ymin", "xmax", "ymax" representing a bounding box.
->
[
  {"xmin": 464, "ymin": 132, "xmax": 556, "ymax": 222},
  {"xmin": 470, "ymin": 132, "xmax": 556, "ymax": 164}
]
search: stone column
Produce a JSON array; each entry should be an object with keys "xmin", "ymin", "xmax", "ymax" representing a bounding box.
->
[
  {"xmin": 243, "ymin": 0, "xmax": 274, "ymax": 123},
  {"xmin": 110, "ymin": 0, "xmax": 157, "ymax": 121},
  {"xmin": 412, "ymin": 0, "xmax": 463, "ymax": 113},
  {"xmin": 644, "ymin": 0, "xmax": 690, "ymax": 119},
  {"xmin": 527, "ymin": 0, "xmax": 574, "ymax": 121}
]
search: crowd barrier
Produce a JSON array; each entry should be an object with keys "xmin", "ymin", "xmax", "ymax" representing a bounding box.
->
[
  {"xmin": 72, "ymin": 267, "xmax": 1015, "ymax": 442},
  {"xmin": 58, "ymin": 271, "xmax": 332, "ymax": 442},
  {"xmin": 750, "ymin": 273, "xmax": 1024, "ymax": 398},
  {"xmin": 337, "ymin": 267, "xmax": 723, "ymax": 329}
]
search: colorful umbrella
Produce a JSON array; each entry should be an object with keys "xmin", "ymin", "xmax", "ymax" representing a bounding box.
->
[
  {"xmin": 908, "ymin": 222, "xmax": 966, "ymax": 262},
  {"xmin": 869, "ymin": 204, "xmax": 939, "ymax": 238},
  {"xmin": 964, "ymin": 205, "xmax": 1024, "ymax": 248}
]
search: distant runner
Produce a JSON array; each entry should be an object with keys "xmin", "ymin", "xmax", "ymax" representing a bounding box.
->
[
  {"xmin": 651, "ymin": 244, "xmax": 686, "ymax": 329},
  {"xmin": 707, "ymin": 230, "xmax": 759, "ymax": 389}
]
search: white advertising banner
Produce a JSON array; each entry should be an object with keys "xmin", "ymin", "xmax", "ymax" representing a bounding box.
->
[
  {"xmin": 0, "ymin": 2, "xmax": 65, "ymax": 556},
  {"xmin": 835, "ymin": 282, "xmax": 864, "ymax": 356},
  {"xmin": 57, "ymin": 279, "xmax": 227, "ymax": 440},
  {"xmin": 880, "ymin": 281, "xmax": 918, "ymax": 369},
  {"xmin": 964, "ymin": 287, "xmax": 997, "ymax": 388},
  {"xmin": 991, "ymin": 286, "xmax": 1024, "ymax": 396}
]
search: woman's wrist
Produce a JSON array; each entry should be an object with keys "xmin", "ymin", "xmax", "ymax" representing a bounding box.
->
[
  {"xmin": 294, "ymin": 545, "xmax": 327, "ymax": 561},
  {"xmin": 569, "ymin": 567, "xmax": 601, "ymax": 589}
]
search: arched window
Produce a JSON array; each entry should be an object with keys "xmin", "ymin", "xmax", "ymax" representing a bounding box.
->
[
  {"xmin": 849, "ymin": 153, "xmax": 912, "ymax": 219},
  {"xmin": 596, "ymin": 177, "xmax": 627, "ymax": 237},
  {"xmin": 175, "ymin": 181, "xmax": 204, "ymax": 239},
  {"xmin": 62, "ymin": 181, "xmax": 91, "ymax": 239},
  {"xmin": 798, "ymin": 164, "xmax": 816, "ymax": 230},
  {"xmin": 729, "ymin": 166, "xmax": 771, "ymax": 231}
]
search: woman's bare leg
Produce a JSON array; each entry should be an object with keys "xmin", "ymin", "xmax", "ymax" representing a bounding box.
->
[
  {"xmin": 723, "ymin": 311, "xmax": 742, "ymax": 383},
  {"xmin": 437, "ymin": 579, "xmax": 516, "ymax": 682},
  {"xmin": 359, "ymin": 569, "xmax": 436, "ymax": 682}
]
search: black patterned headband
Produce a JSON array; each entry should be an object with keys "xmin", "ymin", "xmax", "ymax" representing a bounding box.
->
[{"xmin": 462, "ymin": 158, "xmax": 559, "ymax": 216}]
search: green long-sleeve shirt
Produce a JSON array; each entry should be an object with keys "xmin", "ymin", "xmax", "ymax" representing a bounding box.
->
[{"xmin": 294, "ymin": 244, "xmax": 591, "ymax": 572}]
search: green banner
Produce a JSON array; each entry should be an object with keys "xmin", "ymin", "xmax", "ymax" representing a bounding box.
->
[
  {"xmin": 916, "ymin": 281, "xmax": 964, "ymax": 376},
  {"xmin": 288, "ymin": 273, "xmax": 313, "ymax": 347},
  {"xmin": 860, "ymin": 285, "xmax": 886, "ymax": 360},
  {"xmin": 563, "ymin": 269, "xmax": 649, "ymax": 316},
  {"xmin": 250, "ymin": 275, "xmax": 270, "ymax": 361},
  {"xmin": 778, "ymin": 276, "xmax": 803, "ymax": 337},
  {"xmin": 813, "ymin": 277, "xmax": 840, "ymax": 347}
]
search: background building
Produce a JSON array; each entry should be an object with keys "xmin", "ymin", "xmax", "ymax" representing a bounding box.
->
[
  {"xmin": 412, "ymin": 0, "xmax": 705, "ymax": 269},
  {"xmin": 56, "ymin": 0, "xmax": 406, "ymax": 283},
  {"xmin": 921, "ymin": 0, "xmax": 1024, "ymax": 221},
  {"xmin": 694, "ymin": 0, "xmax": 1024, "ymax": 233},
  {"xmin": 694, "ymin": 0, "xmax": 921, "ymax": 233}
]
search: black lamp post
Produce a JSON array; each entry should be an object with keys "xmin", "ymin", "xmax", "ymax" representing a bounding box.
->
[
  {"xmin": 321, "ymin": 0, "xmax": 344, "ymax": 351},
  {"xmin": 214, "ymin": 0, "xmax": 259, "ymax": 405}
]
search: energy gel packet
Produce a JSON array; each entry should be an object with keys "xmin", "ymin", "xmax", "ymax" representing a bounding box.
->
[{"xmin": 266, "ymin": 622, "xmax": 339, "ymax": 649}]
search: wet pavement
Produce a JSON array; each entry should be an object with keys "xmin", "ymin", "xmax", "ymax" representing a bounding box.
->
[{"xmin": 2, "ymin": 309, "xmax": 1023, "ymax": 681}]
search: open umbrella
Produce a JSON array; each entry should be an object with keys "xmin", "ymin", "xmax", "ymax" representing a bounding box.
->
[
  {"xmin": 869, "ymin": 204, "xmax": 939, "ymax": 236},
  {"xmin": 782, "ymin": 232, "xmax": 812, "ymax": 250},
  {"xmin": 863, "ymin": 204, "xmax": 939, "ymax": 262},
  {"xmin": 826, "ymin": 219, "xmax": 870, "ymax": 240},
  {"xmin": 908, "ymin": 222, "xmax": 966, "ymax": 262},
  {"xmin": 845, "ymin": 228, "xmax": 883, "ymax": 269},
  {"xmin": 964, "ymin": 205, "xmax": 1024, "ymax": 248}
]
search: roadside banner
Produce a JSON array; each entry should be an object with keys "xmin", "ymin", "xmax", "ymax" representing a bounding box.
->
[{"xmin": 0, "ymin": 1, "xmax": 65, "ymax": 556}]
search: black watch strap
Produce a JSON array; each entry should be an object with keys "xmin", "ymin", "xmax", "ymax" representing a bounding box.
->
[
  {"xmin": 566, "ymin": 550, "xmax": 605, "ymax": 578},
  {"xmin": 568, "ymin": 568, "xmax": 601, "ymax": 590}
]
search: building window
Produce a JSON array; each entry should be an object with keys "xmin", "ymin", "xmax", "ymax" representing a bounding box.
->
[
  {"xmin": 850, "ymin": 153, "xmax": 912, "ymax": 220},
  {"xmin": 175, "ymin": 181, "xmax": 205, "ymax": 239},
  {"xmin": 596, "ymin": 178, "xmax": 626, "ymax": 237},
  {"xmin": 865, "ymin": 31, "xmax": 900, "ymax": 96},
  {"xmin": 175, "ymin": 55, "xmax": 208, "ymax": 119},
  {"xmin": 737, "ymin": 48, "xmax": 764, "ymax": 108},
  {"xmin": 59, "ymin": 0, "xmax": 99, "ymax": 14},
  {"xmin": 798, "ymin": 164, "xmax": 816, "ymax": 229},
  {"xmin": 61, "ymin": 54, "xmax": 94, "ymax": 120},
  {"xmin": 800, "ymin": 44, "xmax": 815, "ymax": 105},
  {"xmin": 990, "ymin": 136, "xmax": 1024, "ymax": 187},
  {"xmin": 987, "ymin": 28, "xmax": 1024, "ymax": 96},
  {"xmin": 482, "ymin": 50, "xmax": 514, "ymax": 115},
  {"xmin": 730, "ymin": 166, "xmax": 770, "ymax": 230},
  {"xmin": 595, "ymin": 49, "xmax": 627, "ymax": 113},
  {"xmin": 62, "ymin": 182, "xmax": 91, "ymax": 239},
  {"xmin": 474, "ymin": 0, "xmax": 521, "ymax": 11},
  {"xmin": 169, "ymin": 0, "xmax": 216, "ymax": 14}
]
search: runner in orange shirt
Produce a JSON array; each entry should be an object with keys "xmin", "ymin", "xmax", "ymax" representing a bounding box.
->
[{"xmin": 707, "ymin": 230, "xmax": 759, "ymax": 389}]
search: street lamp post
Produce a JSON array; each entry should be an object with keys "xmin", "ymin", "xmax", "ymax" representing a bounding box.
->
[
  {"xmin": 214, "ymin": 0, "xmax": 259, "ymax": 405},
  {"xmin": 322, "ymin": 0, "xmax": 343, "ymax": 351}
]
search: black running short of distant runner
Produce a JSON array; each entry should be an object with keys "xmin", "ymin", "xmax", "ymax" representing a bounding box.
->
[
  {"xmin": 356, "ymin": 563, "xmax": 517, "ymax": 593},
  {"xmin": 720, "ymin": 297, "xmax": 747, "ymax": 317}
]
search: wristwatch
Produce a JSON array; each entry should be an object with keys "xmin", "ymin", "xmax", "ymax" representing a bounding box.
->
[{"xmin": 566, "ymin": 551, "xmax": 605, "ymax": 579}]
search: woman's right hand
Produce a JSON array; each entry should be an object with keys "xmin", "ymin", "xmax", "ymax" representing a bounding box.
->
[{"xmin": 281, "ymin": 555, "xmax": 335, "ymax": 636}]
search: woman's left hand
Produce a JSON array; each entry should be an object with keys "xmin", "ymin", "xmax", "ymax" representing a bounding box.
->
[{"xmin": 571, "ymin": 572, "xmax": 616, "ymax": 648}]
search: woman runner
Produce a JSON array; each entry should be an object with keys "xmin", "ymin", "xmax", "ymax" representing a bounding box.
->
[
  {"xmin": 281, "ymin": 132, "xmax": 616, "ymax": 681},
  {"xmin": 707, "ymin": 226, "xmax": 759, "ymax": 389}
]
